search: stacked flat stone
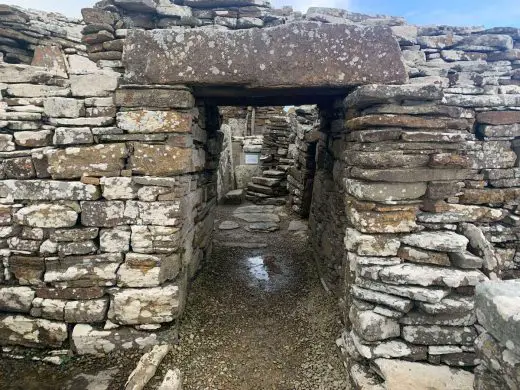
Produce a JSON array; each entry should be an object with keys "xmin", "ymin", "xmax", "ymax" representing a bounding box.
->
[
  {"xmin": 246, "ymin": 113, "xmax": 293, "ymax": 205},
  {"xmin": 337, "ymin": 81, "xmax": 520, "ymax": 387},
  {"xmin": 287, "ymin": 105, "xmax": 319, "ymax": 217},
  {"xmin": 87, "ymin": 0, "xmax": 297, "ymax": 32},
  {"xmin": 0, "ymin": 43, "xmax": 220, "ymax": 355},
  {"xmin": 80, "ymin": 8, "xmax": 128, "ymax": 72},
  {"xmin": 0, "ymin": 5, "xmax": 84, "ymax": 64}
]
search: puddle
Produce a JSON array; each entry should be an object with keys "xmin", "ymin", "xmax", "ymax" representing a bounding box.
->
[{"xmin": 247, "ymin": 256, "xmax": 270, "ymax": 281}]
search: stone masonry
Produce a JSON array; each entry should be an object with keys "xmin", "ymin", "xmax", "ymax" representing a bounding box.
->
[{"xmin": 0, "ymin": 1, "xmax": 518, "ymax": 389}]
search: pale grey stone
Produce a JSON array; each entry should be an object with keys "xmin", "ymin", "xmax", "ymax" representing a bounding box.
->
[
  {"xmin": 70, "ymin": 71, "xmax": 119, "ymax": 97},
  {"xmin": 402, "ymin": 325, "xmax": 477, "ymax": 345},
  {"xmin": 0, "ymin": 315, "xmax": 67, "ymax": 347},
  {"xmin": 373, "ymin": 359, "xmax": 474, "ymax": 390},
  {"xmin": 449, "ymin": 251, "xmax": 484, "ymax": 269},
  {"xmin": 125, "ymin": 344, "xmax": 171, "ymax": 390},
  {"xmin": 101, "ymin": 177, "xmax": 138, "ymax": 200},
  {"xmin": 349, "ymin": 306, "xmax": 400, "ymax": 342},
  {"xmin": 108, "ymin": 284, "xmax": 183, "ymax": 325},
  {"xmin": 14, "ymin": 204, "xmax": 78, "ymax": 228},
  {"xmin": 64, "ymin": 298, "xmax": 109, "ymax": 323},
  {"xmin": 345, "ymin": 179, "xmax": 427, "ymax": 202},
  {"xmin": 400, "ymin": 231, "xmax": 469, "ymax": 252},
  {"xmin": 72, "ymin": 324, "xmax": 163, "ymax": 356},
  {"xmin": 53, "ymin": 127, "xmax": 93, "ymax": 145},
  {"xmin": 357, "ymin": 278, "xmax": 449, "ymax": 303},
  {"xmin": 43, "ymin": 97, "xmax": 85, "ymax": 118},
  {"xmin": 117, "ymin": 253, "xmax": 180, "ymax": 288},
  {"xmin": 218, "ymin": 221, "xmax": 239, "ymax": 230},
  {"xmin": 0, "ymin": 287, "xmax": 34, "ymax": 313},
  {"xmin": 378, "ymin": 263, "xmax": 488, "ymax": 288},
  {"xmin": 351, "ymin": 286, "xmax": 413, "ymax": 312},
  {"xmin": 100, "ymin": 227, "xmax": 131, "ymax": 253}
]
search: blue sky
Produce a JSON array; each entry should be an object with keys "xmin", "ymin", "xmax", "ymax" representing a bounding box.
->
[{"xmin": 3, "ymin": 0, "xmax": 520, "ymax": 27}]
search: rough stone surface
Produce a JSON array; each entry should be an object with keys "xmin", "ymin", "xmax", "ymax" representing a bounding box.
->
[
  {"xmin": 373, "ymin": 359, "xmax": 474, "ymax": 390},
  {"xmin": 123, "ymin": 23, "xmax": 407, "ymax": 90}
]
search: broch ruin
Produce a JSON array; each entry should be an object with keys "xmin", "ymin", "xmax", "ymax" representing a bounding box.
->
[{"xmin": 0, "ymin": 0, "xmax": 519, "ymax": 389}]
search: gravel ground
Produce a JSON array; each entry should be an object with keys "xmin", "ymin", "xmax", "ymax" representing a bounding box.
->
[{"xmin": 0, "ymin": 204, "xmax": 349, "ymax": 390}]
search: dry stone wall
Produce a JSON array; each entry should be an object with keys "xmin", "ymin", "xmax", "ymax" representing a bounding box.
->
[
  {"xmin": 333, "ymin": 25, "xmax": 520, "ymax": 388},
  {"xmin": 287, "ymin": 106, "xmax": 319, "ymax": 217},
  {"xmin": 0, "ymin": 6, "xmax": 84, "ymax": 64},
  {"xmin": 0, "ymin": 42, "xmax": 221, "ymax": 355}
]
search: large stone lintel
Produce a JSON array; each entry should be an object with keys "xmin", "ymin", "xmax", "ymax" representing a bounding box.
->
[{"xmin": 123, "ymin": 22, "xmax": 407, "ymax": 100}]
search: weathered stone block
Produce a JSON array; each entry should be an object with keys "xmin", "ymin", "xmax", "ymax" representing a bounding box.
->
[
  {"xmin": 345, "ymin": 179, "xmax": 426, "ymax": 202},
  {"xmin": 401, "ymin": 231, "xmax": 469, "ymax": 252},
  {"xmin": 130, "ymin": 225, "xmax": 181, "ymax": 254},
  {"xmin": 123, "ymin": 23, "xmax": 407, "ymax": 89},
  {"xmin": 58, "ymin": 240, "xmax": 98, "ymax": 256},
  {"xmin": 43, "ymin": 97, "xmax": 85, "ymax": 118},
  {"xmin": 9, "ymin": 256, "xmax": 45, "ymax": 286},
  {"xmin": 108, "ymin": 284, "xmax": 183, "ymax": 324},
  {"xmin": 344, "ymin": 228, "xmax": 400, "ymax": 256},
  {"xmin": 0, "ymin": 315, "xmax": 67, "ymax": 348},
  {"xmin": 347, "ymin": 208, "xmax": 417, "ymax": 233},
  {"xmin": 72, "ymin": 324, "xmax": 164, "ymax": 356},
  {"xmin": 50, "ymin": 228, "xmax": 99, "ymax": 242},
  {"xmin": 372, "ymin": 359, "xmax": 474, "ymax": 390},
  {"xmin": 44, "ymin": 254, "xmax": 123, "ymax": 287},
  {"xmin": 402, "ymin": 325, "xmax": 477, "ymax": 345},
  {"xmin": 129, "ymin": 144, "xmax": 196, "ymax": 176},
  {"xmin": 349, "ymin": 306, "xmax": 400, "ymax": 342},
  {"xmin": 115, "ymin": 88, "xmax": 195, "ymax": 109},
  {"xmin": 13, "ymin": 130, "xmax": 53, "ymax": 148},
  {"xmin": 378, "ymin": 263, "xmax": 487, "ymax": 288},
  {"xmin": 0, "ymin": 180, "xmax": 100, "ymax": 201},
  {"xmin": 99, "ymin": 227, "xmax": 131, "ymax": 253},
  {"xmin": 70, "ymin": 71, "xmax": 119, "ymax": 97},
  {"xmin": 81, "ymin": 201, "xmax": 127, "ymax": 227},
  {"xmin": 4, "ymin": 157, "xmax": 35, "ymax": 179},
  {"xmin": 53, "ymin": 127, "xmax": 94, "ymax": 145},
  {"xmin": 0, "ymin": 287, "xmax": 34, "ymax": 313},
  {"xmin": 14, "ymin": 204, "xmax": 78, "ymax": 228},
  {"xmin": 117, "ymin": 253, "xmax": 181, "ymax": 287},
  {"xmin": 64, "ymin": 298, "xmax": 109, "ymax": 323},
  {"xmin": 47, "ymin": 143, "xmax": 128, "ymax": 179},
  {"xmin": 117, "ymin": 110, "xmax": 192, "ymax": 134}
]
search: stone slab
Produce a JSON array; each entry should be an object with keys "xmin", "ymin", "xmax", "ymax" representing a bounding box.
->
[
  {"xmin": 373, "ymin": 359, "xmax": 473, "ymax": 390},
  {"xmin": 476, "ymin": 280, "xmax": 520, "ymax": 356},
  {"xmin": 123, "ymin": 23, "xmax": 407, "ymax": 91}
]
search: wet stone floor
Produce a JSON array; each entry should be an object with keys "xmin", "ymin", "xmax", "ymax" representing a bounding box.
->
[{"xmin": 0, "ymin": 203, "xmax": 349, "ymax": 390}]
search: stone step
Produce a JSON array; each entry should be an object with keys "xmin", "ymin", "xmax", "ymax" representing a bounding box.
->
[
  {"xmin": 222, "ymin": 189, "xmax": 244, "ymax": 205},
  {"xmin": 252, "ymin": 176, "xmax": 282, "ymax": 187},
  {"xmin": 277, "ymin": 164, "xmax": 292, "ymax": 172},
  {"xmin": 263, "ymin": 169, "xmax": 286, "ymax": 178},
  {"xmin": 247, "ymin": 182, "xmax": 276, "ymax": 195}
]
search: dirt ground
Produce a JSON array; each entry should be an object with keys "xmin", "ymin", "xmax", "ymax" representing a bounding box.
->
[{"xmin": 0, "ymin": 204, "xmax": 349, "ymax": 390}]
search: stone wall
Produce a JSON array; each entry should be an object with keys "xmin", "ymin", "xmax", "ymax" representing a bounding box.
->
[
  {"xmin": 335, "ymin": 24, "xmax": 520, "ymax": 387},
  {"xmin": 287, "ymin": 106, "xmax": 319, "ymax": 217},
  {"xmin": 0, "ymin": 42, "xmax": 223, "ymax": 354},
  {"xmin": 0, "ymin": 6, "xmax": 84, "ymax": 64}
]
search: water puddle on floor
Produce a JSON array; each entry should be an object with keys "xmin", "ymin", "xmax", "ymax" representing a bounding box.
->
[
  {"xmin": 243, "ymin": 254, "xmax": 292, "ymax": 293},
  {"xmin": 247, "ymin": 256, "xmax": 270, "ymax": 281}
]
